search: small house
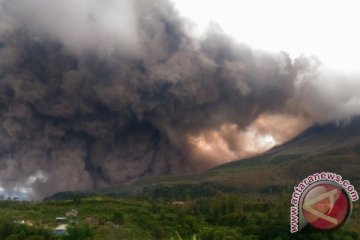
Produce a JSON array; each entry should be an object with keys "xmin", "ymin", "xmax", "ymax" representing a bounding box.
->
[
  {"xmin": 66, "ymin": 209, "xmax": 78, "ymax": 217},
  {"xmin": 55, "ymin": 224, "xmax": 68, "ymax": 235},
  {"xmin": 56, "ymin": 217, "xmax": 67, "ymax": 222}
]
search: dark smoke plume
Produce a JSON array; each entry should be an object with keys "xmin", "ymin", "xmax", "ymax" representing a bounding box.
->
[{"xmin": 0, "ymin": 0, "xmax": 359, "ymax": 198}]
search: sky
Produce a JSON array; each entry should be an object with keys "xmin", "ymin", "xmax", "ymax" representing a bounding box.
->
[{"xmin": 172, "ymin": 0, "xmax": 360, "ymax": 74}]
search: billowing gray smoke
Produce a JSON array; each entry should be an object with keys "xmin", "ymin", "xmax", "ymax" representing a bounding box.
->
[{"xmin": 0, "ymin": 0, "xmax": 359, "ymax": 198}]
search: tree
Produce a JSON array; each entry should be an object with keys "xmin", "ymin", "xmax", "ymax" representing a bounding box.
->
[
  {"xmin": 111, "ymin": 211, "xmax": 125, "ymax": 225},
  {"xmin": 62, "ymin": 224, "xmax": 93, "ymax": 240}
]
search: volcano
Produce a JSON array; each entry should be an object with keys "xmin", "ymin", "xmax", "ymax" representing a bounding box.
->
[
  {"xmin": 205, "ymin": 116, "xmax": 360, "ymax": 192},
  {"xmin": 46, "ymin": 117, "xmax": 360, "ymax": 200}
]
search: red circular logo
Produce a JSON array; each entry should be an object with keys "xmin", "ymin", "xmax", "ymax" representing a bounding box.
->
[{"xmin": 302, "ymin": 183, "xmax": 350, "ymax": 230}]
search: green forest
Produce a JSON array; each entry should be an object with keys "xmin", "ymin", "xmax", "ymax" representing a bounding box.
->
[{"xmin": 0, "ymin": 192, "xmax": 358, "ymax": 240}]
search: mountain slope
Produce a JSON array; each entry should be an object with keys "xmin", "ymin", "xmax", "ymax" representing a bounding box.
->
[
  {"xmin": 46, "ymin": 117, "xmax": 360, "ymax": 200},
  {"xmin": 208, "ymin": 117, "xmax": 360, "ymax": 191}
]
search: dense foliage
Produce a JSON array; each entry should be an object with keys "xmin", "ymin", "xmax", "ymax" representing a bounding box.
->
[{"xmin": 0, "ymin": 193, "xmax": 358, "ymax": 239}]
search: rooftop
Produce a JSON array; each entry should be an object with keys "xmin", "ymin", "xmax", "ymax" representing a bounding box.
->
[{"xmin": 55, "ymin": 224, "xmax": 68, "ymax": 231}]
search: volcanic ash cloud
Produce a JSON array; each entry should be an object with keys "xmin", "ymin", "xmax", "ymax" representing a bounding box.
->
[{"xmin": 0, "ymin": 0, "xmax": 359, "ymax": 198}]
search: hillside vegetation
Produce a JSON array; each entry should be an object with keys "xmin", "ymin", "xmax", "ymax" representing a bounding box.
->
[{"xmin": 0, "ymin": 193, "xmax": 359, "ymax": 240}]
